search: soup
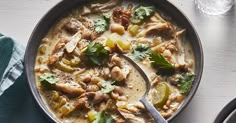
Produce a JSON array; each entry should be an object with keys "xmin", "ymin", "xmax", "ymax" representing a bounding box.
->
[{"xmin": 34, "ymin": 0, "xmax": 195, "ymax": 122}]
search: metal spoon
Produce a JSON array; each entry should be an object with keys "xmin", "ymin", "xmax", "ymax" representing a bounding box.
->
[{"xmin": 121, "ymin": 54, "xmax": 168, "ymax": 123}]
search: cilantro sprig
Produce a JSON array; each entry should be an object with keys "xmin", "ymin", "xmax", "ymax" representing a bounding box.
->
[
  {"xmin": 94, "ymin": 14, "xmax": 110, "ymax": 33},
  {"xmin": 130, "ymin": 6, "xmax": 154, "ymax": 24},
  {"xmin": 39, "ymin": 73, "xmax": 59, "ymax": 84},
  {"xmin": 100, "ymin": 81, "xmax": 116, "ymax": 94},
  {"xmin": 132, "ymin": 44, "xmax": 151, "ymax": 61},
  {"xmin": 93, "ymin": 110, "xmax": 114, "ymax": 123},
  {"xmin": 84, "ymin": 42, "xmax": 109, "ymax": 66},
  {"xmin": 177, "ymin": 72, "xmax": 195, "ymax": 94},
  {"xmin": 149, "ymin": 53, "xmax": 175, "ymax": 75}
]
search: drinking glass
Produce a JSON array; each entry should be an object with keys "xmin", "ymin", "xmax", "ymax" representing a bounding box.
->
[{"xmin": 195, "ymin": 0, "xmax": 234, "ymax": 15}]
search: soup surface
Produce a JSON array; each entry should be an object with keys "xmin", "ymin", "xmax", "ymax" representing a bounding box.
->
[{"xmin": 35, "ymin": 0, "xmax": 195, "ymax": 122}]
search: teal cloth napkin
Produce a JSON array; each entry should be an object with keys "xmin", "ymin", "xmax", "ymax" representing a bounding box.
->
[
  {"xmin": 0, "ymin": 34, "xmax": 49, "ymax": 123},
  {"xmin": 0, "ymin": 33, "xmax": 25, "ymax": 95}
]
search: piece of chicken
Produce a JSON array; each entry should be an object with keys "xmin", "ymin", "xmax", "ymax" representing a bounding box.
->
[
  {"xmin": 90, "ymin": 0, "xmax": 120, "ymax": 13},
  {"xmin": 54, "ymin": 81, "xmax": 85, "ymax": 96},
  {"xmin": 65, "ymin": 32, "xmax": 82, "ymax": 53},
  {"xmin": 137, "ymin": 13, "xmax": 174, "ymax": 39},
  {"xmin": 118, "ymin": 108, "xmax": 145, "ymax": 123},
  {"xmin": 48, "ymin": 38, "xmax": 69, "ymax": 65}
]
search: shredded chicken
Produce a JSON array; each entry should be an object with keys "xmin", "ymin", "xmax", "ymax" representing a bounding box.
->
[
  {"xmin": 118, "ymin": 108, "xmax": 145, "ymax": 123},
  {"xmin": 174, "ymin": 29, "xmax": 186, "ymax": 65},
  {"xmin": 65, "ymin": 32, "xmax": 82, "ymax": 53},
  {"xmin": 90, "ymin": 0, "xmax": 120, "ymax": 13},
  {"xmin": 63, "ymin": 18, "xmax": 81, "ymax": 34},
  {"xmin": 63, "ymin": 18, "xmax": 97, "ymax": 40},
  {"xmin": 74, "ymin": 92, "xmax": 95, "ymax": 109},
  {"xmin": 81, "ymin": 6, "xmax": 91, "ymax": 15},
  {"xmin": 138, "ymin": 13, "xmax": 174, "ymax": 39},
  {"xmin": 48, "ymin": 38, "xmax": 69, "ymax": 65},
  {"xmin": 54, "ymin": 81, "xmax": 85, "ymax": 96}
]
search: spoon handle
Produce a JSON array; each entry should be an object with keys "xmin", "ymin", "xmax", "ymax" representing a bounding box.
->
[{"xmin": 140, "ymin": 97, "xmax": 168, "ymax": 123}]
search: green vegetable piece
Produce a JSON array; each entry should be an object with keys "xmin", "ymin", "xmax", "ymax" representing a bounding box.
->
[
  {"xmin": 84, "ymin": 42, "xmax": 109, "ymax": 66},
  {"xmin": 103, "ymin": 13, "xmax": 112, "ymax": 20},
  {"xmin": 149, "ymin": 53, "xmax": 175, "ymax": 75},
  {"xmin": 94, "ymin": 15, "xmax": 110, "ymax": 33},
  {"xmin": 177, "ymin": 72, "xmax": 195, "ymax": 94},
  {"xmin": 100, "ymin": 81, "xmax": 115, "ymax": 94},
  {"xmin": 93, "ymin": 110, "xmax": 114, "ymax": 123},
  {"xmin": 153, "ymin": 82, "xmax": 170, "ymax": 108},
  {"xmin": 39, "ymin": 73, "xmax": 59, "ymax": 84},
  {"xmin": 132, "ymin": 44, "xmax": 151, "ymax": 61},
  {"xmin": 130, "ymin": 6, "xmax": 154, "ymax": 24}
]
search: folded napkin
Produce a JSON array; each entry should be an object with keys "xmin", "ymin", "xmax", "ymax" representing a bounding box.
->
[
  {"xmin": 0, "ymin": 33, "xmax": 25, "ymax": 95},
  {"xmin": 0, "ymin": 33, "xmax": 49, "ymax": 123}
]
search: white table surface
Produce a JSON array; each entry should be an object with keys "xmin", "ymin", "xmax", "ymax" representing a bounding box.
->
[{"xmin": 0, "ymin": 0, "xmax": 236, "ymax": 123}]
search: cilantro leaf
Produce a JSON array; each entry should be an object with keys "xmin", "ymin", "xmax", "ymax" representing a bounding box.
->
[
  {"xmin": 177, "ymin": 72, "xmax": 195, "ymax": 94},
  {"xmin": 93, "ymin": 110, "xmax": 114, "ymax": 123},
  {"xmin": 94, "ymin": 15, "xmax": 110, "ymax": 33},
  {"xmin": 84, "ymin": 42, "xmax": 109, "ymax": 66},
  {"xmin": 132, "ymin": 44, "xmax": 151, "ymax": 61},
  {"xmin": 149, "ymin": 53, "xmax": 175, "ymax": 75},
  {"xmin": 39, "ymin": 73, "xmax": 59, "ymax": 84},
  {"xmin": 130, "ymin": 6, "xmax": 154, "ymax": 24},
  {"xmin": 100, "ymin": 81, "xmax": 115, "ymax": 94}
]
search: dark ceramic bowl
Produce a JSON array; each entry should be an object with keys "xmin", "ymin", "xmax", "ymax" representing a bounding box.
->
[
  {"xmin": 24, "ymin": 0, "xmax": 204, "ymax": 122},
  {"xmin": 214, "ymin": 98, "xmax": 236, "ymax": 123}
]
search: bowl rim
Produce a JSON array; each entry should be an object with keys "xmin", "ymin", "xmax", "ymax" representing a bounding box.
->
[{"xmin": 24, "ymin": 0, "xmax": 204, "ymax": 122}]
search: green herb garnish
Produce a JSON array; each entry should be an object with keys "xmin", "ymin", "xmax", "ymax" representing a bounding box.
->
[
  {"xmin": 94, "ymin": 14, "xmax": 110, "ymax": 33},
  {"xmin": 177, "ymin": 72, "xmax": 195, "ymax": 94},
  {"xmin": 149, "ymin": 53, "xmax": 175, "ymax": 75},
  {"xmin": 93, "ymin": 110, "xmax": 114, "ymax": 123},
  {"xmin": 132, "ymin": 44, "xmax": 151, "ymax": 61},
  {"xmin": 100, "ymin": 81, "xmax": 116, "ymax": 94},
  {"xmin": 84, "ymin": 42, "xmax": 109, "ymax": 66},
  {"xmin": 102, "ymin": 13, "xmax": 112, "ymax": 20},
  {"xmin": 39, "ymin": 73, "xmax": 59, "ymax": 84},
  {"xmin": 130, "ymin": 6, "xmax": 154, "ymax": 24}
]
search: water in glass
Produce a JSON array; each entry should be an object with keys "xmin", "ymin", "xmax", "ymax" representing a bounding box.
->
[{"xmin": 195, "ymin": 0, "xmax": 234, "ymax": 15}]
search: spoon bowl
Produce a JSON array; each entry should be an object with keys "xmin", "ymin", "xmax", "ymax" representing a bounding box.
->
[{"xmin": 120, "ymin": 54, "xmax": 168, "ymax": 123}]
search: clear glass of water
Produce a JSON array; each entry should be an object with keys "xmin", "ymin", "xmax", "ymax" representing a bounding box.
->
[{"xmin": 195, "ymin": 0, "xmax": 234, "ymax": 15}]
